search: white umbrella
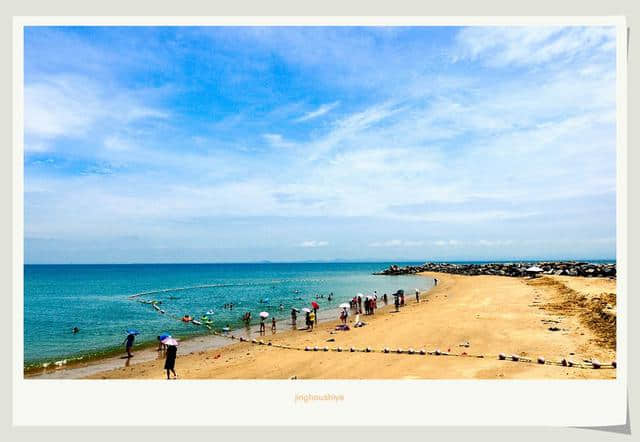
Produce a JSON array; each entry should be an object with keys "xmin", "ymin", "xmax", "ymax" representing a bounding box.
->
[
  {"xmin": 259, "ymin": 311, "xmax": 269, "ymax": 318},
  {"xmin": 302, "ymin": 307, "xmax": 311, "ymax": 313},
  {"xmin": 339, "ymin": 303, "xmax": 350, "ymax": 309},
  {"xmin": 526, "ymin": 266, "xmax": 543, "ymax": 272},
  {"xmin": 357, "ymin": 293, "xmax": 363, "ymax": 298}
]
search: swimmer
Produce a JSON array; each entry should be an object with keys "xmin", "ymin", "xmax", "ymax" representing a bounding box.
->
[{"xmin": 72, "ymin": 327, "xmax": 79, "ymax": 334}]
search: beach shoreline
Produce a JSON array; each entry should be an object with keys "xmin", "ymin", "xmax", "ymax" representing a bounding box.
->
[{"xmin": 79, "ymin": 272, "xmax": 616, "ymax": 380}]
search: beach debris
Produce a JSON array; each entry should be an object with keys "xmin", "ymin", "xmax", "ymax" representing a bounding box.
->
[
  {"xmin": 612, "ymin": 361, "xmax": 617, "ymax": 368},
  {"xmin": 459, "ymin": 341, "xmax": 470, "ymax": 347},
  {"xmin": 548, "ymin": 326, "xmax": 561, "ymax": 332},
  {"xmin": 289, "ymin": 375, "xmax": 297, "ymax": 380},
  {"xmin": 326, "ymin": 338, "xmax": 335, "ymax": 342},
  {"xmin": 498, "ymin": 353, "xmax": 506, "ymax": 360}
]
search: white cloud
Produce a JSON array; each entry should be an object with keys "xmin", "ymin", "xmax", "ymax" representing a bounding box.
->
[
  {"xmin": 298, "ymin": 240, "xmax": 329, "ymax": 248},
  {"xmin": 294, "ymin": 101, "xmax": 339, "ymax": 122},
  {"xmin": 454, "ymin": 26, "xmax": 615, "ymax": 67},
  {"xmin": 263, "ymin": 133, "xmax": 296, "ymax": 149}
]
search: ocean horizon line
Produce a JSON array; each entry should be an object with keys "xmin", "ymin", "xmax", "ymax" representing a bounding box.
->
[{"xmin": 24, "ymin": 258, "xmax": 617, "ymax": 266}]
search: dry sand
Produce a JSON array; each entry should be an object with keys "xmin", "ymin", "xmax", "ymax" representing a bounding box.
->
[{"xmin": 88, "ymin": 273, "xmax": 616, "ymax": 380}]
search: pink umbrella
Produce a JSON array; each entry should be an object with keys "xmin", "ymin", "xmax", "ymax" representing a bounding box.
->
[
  {"xmin": 162, "ymin": 337, "xmax": 179, "ymax": 346},
  {"xmin": 311, "ymin": 301, "xmax": 320, "ymax": 309}
]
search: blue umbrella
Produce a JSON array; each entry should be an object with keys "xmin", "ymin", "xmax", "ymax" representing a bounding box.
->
[
  {"xmin": 126, "ymin": 329, "xmax": 140, "ymax": 335},
  {"xmin": 159, "ymin": 332, "xmax": 171, "ymax": 340}
]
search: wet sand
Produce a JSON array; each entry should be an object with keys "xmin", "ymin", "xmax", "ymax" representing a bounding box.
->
[{"xmin": 65, "ymin": 273, "xmax": 617, "ymax": 380}]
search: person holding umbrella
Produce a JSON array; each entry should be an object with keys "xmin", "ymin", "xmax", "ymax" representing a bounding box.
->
[
  {"xmin": 157, "ymin": 332, "xmax": 171, "ymax": 351},
  {"xmin": 162, "ymin": 337, "xmax": 179, "ymax": 379},
  {"xmin": 311, "ymin": 301, "xmax": 320, "ymax": 325},
  {"xmin": 123, "ymin": 329, "xmax": 139, "ymax": 358},
  {"xmin": 259, "ymin": 312, "xmax": 269, "ymax": 335}
]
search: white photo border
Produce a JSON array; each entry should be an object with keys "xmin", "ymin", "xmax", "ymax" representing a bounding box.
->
[{"xmin": 12, "ymin": 15, "xmax": 628, "ymax": 427}]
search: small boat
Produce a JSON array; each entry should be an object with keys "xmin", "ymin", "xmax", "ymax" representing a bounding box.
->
[{"xmin": 192, "ymin": 320, "xmax": 202, "ymax": 326}]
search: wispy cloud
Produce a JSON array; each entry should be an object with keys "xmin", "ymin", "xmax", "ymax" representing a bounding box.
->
[{"xmin": 294, "ymin": 101, "xmax": 339, "ymax": 122}]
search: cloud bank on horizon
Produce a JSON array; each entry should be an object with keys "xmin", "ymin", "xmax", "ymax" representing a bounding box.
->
[{"xmin": 24, "ymin": 26, "xmax": 617, "ymax": 263}]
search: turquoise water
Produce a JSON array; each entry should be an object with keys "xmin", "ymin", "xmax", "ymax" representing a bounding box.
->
[{"xmin": 24, "ymin": 262, "xmax": 432, "ymax": 368}]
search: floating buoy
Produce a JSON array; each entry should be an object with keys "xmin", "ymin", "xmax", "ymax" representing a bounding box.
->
[
  {"xmin": 612, "ymin": 361, "xmax": 617, "ymax": 368},
  {"xmin": 498, "ymin": 353, "xmax": 506, "ymax": 360},
  {"xmin": 251, "ymin": 339, "xmax": 258, "ymax": 344},
  {"xmin": 336, "ymin": 347, "xmax": 342, "ymax": 352},
  {"xmin": 239, "ymin": 337, "xmax": 245, "ymax": 342},
  {"xmin": 383, "ymin": 347, "xmax": 390, "ymax": 353},
  {"xmin": 537, "ymin": 357, "xmax": 545, "ymax": 364},
  {"xmin": 259, "ymin": 340, "xmax": 264, "ymax": 345},
  {"xmin": 267, "ymin": 342, "xmax": 272, "ymax": 346},
  {"xmin": 561, "ymin": 358, "xmax": 568, "ymax": 366},
  {"xmin": 323, "ymin": 346, "xmax": 329, "ymax": 352},
  {"xmin": 434, "ymin": 349, "xmax": 441, "ymax": 356},
  {"xmin": 313, "ymin": 346, "xmax": 319, "ymax": 351},
  {"xmin": 408, "ymin": 348, "xmax": 415, "ymax": 354},
  {"xmin": 567, "ymin": 359, "xmax": 575, "ymax": 367},
  {"xmin": 591, "ymin": 359, "xmax": 601, "ymax": 369},
  {"xmin": 419, "ymin": 349, "xmax": 426, "ymax": 355},
  {"xmin": 350, "ymin": 347, "xmax": 356, "ymax": 352},
  {"xmin": 305, "ymin": 346, "xmax": 310, "ymax": 351},
  {"xmin": 396, "ymin": 348, "xmax": 403, "ymax": 354},
  {"xmin": 511, "ymin": 355, "xmax": 519, "ymax": 361},
  {"xmin": 365, "ymin": 347, "xmax": 371, "ymax": 353}
]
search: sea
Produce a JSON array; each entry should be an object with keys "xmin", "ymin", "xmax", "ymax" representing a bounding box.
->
[{"xmin": 24, "ymin": 262, "xmax": 435, "ymax": 370}]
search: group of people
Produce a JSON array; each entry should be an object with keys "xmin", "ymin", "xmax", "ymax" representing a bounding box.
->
[
  {"xmin": 349, "ymin": 293, "xmax": 379, "ymax": 315},
  {"xmin": 259, "ymin": 316, "xmax": 277, "ymax": 335},
  {"xmin": 120, "ymin": 332, "xmax": 178, "ymax": 379}
]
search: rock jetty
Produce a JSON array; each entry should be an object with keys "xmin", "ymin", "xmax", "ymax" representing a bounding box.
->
[{"xmin": 374, "ymin": 261, "xmax": 616, "ymax": 278}]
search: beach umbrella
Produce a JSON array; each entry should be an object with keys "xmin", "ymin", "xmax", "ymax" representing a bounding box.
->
[
  {"xmin": 526, "ymin": 266, "xmax": 543, "ymax": 272},
  {"xmin": 162, "ymin": 338, "xmax": 179, "ymax": 346},
  {"xmin": 259, "ymin": 311, "xmax": 269, "ymax": 318},
  {"xmin": 302, "ymin": 307, "xmax": 312, "ymax": 313},
  {"xmin": 126, "ymin": 329, "xmax": 140, "ymax": 335},
  {"xmin": 159, "ymin": 332, "xmax": 171, "ymax": 340},
  {"xmin": 311, "ymin": 301, "xmax": 320, "ymax": 309},
  {"xmin": 339, "ymin": 303, "xmax": 350, "ymax": 309}
]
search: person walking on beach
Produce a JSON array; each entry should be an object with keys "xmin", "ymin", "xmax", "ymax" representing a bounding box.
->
[
  {"xmin": 123, "ymin": 333, "xmax": 135, "ymax": 358},
  {"xmin": 434, "ymin": 278, "xmax": 438, "ymax": 286},
  {"xmin": 271, "ymin": 317, "xmax": 277, "ymax": 333},
  {"xmin": 394, "ymin": 295, "xmax": 400, "ymax": 312},
  {"xmin": 291, "ymin": 308, "xmax": 297, "ymax": 326},
  {"xmin": 415, "ymin": 289, "xmax": 420, "ymax": 303},
  {"xmin": 259, "ymin": 317, "xmax": 266, "ymax": 335},
  {"xmin": 383, "ymin": 293, "xmax": 388, "ymax": 304},
  {"xmin": 164, "ymin": 344, "xmax": 178, "ymax": 379}
]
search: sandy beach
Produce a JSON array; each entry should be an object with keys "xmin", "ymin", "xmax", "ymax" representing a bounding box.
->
[{"xmin": 78, "ymin": 272, "xmax": 616, "ymax": 380}]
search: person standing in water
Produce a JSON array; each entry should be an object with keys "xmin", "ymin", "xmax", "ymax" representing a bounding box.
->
[
  {"xmin": 259, "ymin": 317, "xmax": 266, "ymax": 335},
  {"xmin": 271, "ymin": 317, "xmax": 277, "ymax": 333},
  {"xmin": 415, "ymin": 289, "xmax": 420, "ymax": 303},
  {"xmin": 164, "ymin": 344, "xmax": 178, "ymax": 379}
]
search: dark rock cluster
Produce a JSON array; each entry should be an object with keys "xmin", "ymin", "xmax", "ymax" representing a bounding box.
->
[{"xmin": 374, "ymin": 261, "xmax": 616, "ymax": 278}]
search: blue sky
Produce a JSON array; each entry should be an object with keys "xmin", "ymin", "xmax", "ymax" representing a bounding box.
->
[{"xmin": 24, "ymin": 26, "xmax": 617, "ymax": 263}]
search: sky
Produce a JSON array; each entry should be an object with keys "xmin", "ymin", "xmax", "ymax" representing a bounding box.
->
[{"xmin": 23, "ymin": 26, "xmax": 617, "ymax": 264}]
